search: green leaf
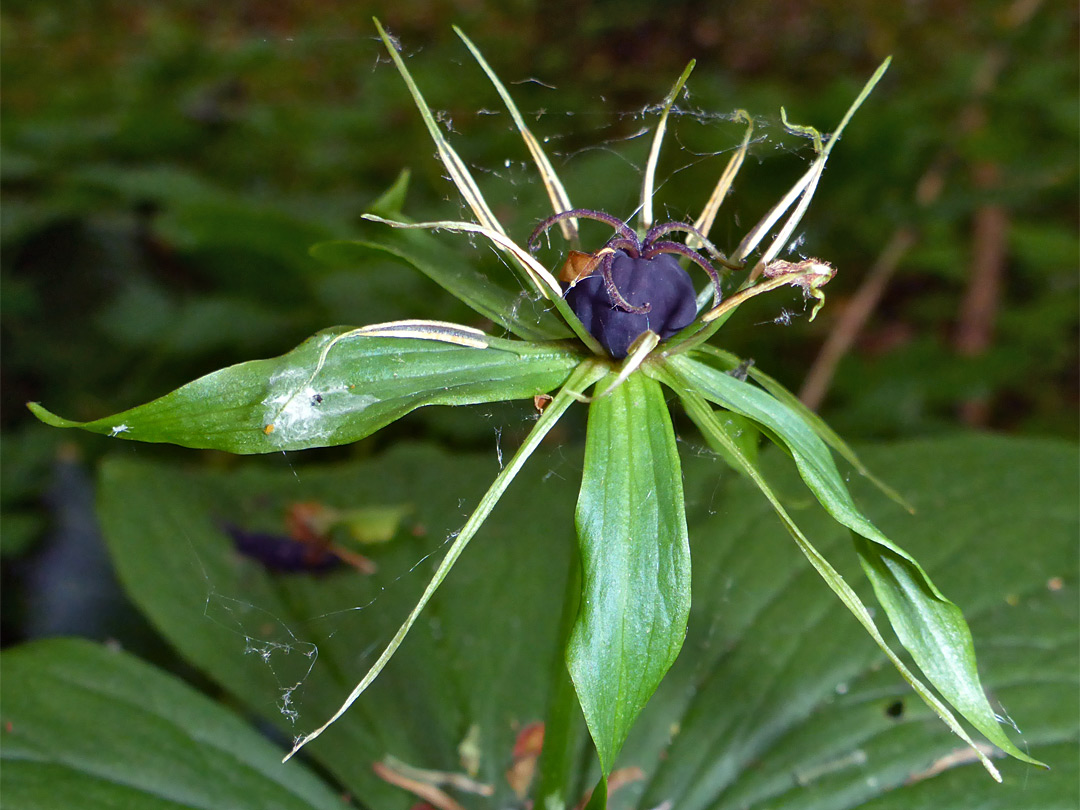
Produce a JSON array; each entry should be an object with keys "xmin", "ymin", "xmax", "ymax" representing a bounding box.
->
[
  {"xmin": 310, "ymin": 232, "xmax": 570, "ymax": 342},
  {"xmin": 689, "ymin": 345, "xmax": 912, "ymax": 511},
  {"xmin": 662, "ymin": 354, "xmax": 1047, "ymax": 769},
  {"xmin": 0, "ymin": 638, "xmax": 345, "ymax": 810},
  {"xmin": 568, "ymin": 372, "xmax": 692, "ymax": 777},
  {"xmin": 667, "ymin": 354, "xmax": 898, "ymax": 534},
  {"xmin": 284, "ymin": 359, "xmax": 605, "ymax": 760},
  {"xmin": 853, "ymin": 535, "xmax": 1050, "ymax": 769},
  {"xmin": 93, "ymin": 437, "xmax": 1076, "ymax": 807},
  {"xmin": 368, "ymin": 168, "xmax": 412, "ymax": 217},
  {"xmin": 95, "ymin": 445, "xmax": 586, "ymax": 808},
  {"xmin": 670, "ymin": 380, "xmax": 1005, "ymax": 781},
  {"xmin": 628, "ymin": 436, "xmax": 1077, "ymax": 809},
  {"xmin": 28, "ymin": 326, "xmax": 582, "ymax": 453}
]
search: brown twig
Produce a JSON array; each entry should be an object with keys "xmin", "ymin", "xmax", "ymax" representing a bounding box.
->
[
  {"xmin": 372, "ymin": 756, "xmax": 494, "ymax": 810},
  {"xmin": 372, "ymin": 761, "xmax": 466, "ymax": 810},
  {"xmin": 798, "ymin": 0, "xmax": 1037, "ymax": 410},
  {"xmin": 955, "ymin": 162, "xmax": 1008, "ymax": 426},
  {"xmin": 906, "ymin": 743, "xmax": 1000, "ymax": 785}
]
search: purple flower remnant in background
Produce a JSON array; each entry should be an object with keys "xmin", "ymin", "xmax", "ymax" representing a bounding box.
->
[{"xmin": 226, "ymin": 524, "xmax": 343, "ymax": 574}]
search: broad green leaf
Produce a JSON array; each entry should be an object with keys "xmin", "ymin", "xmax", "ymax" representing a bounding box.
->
[
  {"xmin": 28, "ymin": 326, "xmax": 582, "ymax": 453},
  {"xmin": 95, "ymin": 445, "xmax": 586, "ymax": 809},
  {"xmin": 0, "ymin": 638, "xmax": 345, "ymax": 810},
  {"xmin": 668, "ymin": 354, "xmax": 900, "ymax": 535},
  {"xmin": 93, "ymin": 437, "xmax": 1076, "ymax": 808},
  {"xmin": 661, "ymin": 354, "xmax": 1047, "ymax": 768},
  {"xmin": 627, "ymin": 436, "xmax": 1077, "ymax": 810},
  {"xmin": 310, "ymin": 232, "xmax": 571, "ymax": 341},
  {"xmin": 670, "ymin": 380, "xmax": 1003, "ymax": 780},
  {"xmin": 852, "ymin": 534, "xmax": 1042, "ymax": 761},
  {"xmin": 568, "ymin": 372, "xmax": 692, "ymax": 776}
]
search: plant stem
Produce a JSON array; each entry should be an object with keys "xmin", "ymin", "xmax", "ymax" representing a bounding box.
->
[{"xmin": 535, "ymin": 547, "xmax": 584, "ymax": 810}]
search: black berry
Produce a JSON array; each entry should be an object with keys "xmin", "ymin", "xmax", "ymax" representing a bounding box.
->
[{"xmin": 565, "ymin": 250, "xmax": 697, "ymax": 358}]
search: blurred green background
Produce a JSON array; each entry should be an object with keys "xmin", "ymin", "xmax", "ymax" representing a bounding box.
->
[{"xmin": 1, "ymin": 1, "xmax": 1076, "ymax": 648}]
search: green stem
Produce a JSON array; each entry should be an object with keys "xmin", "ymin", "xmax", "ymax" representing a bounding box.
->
[{"xmin": 534, "ymin": 551, "xmax": 584, "ymax": 810}]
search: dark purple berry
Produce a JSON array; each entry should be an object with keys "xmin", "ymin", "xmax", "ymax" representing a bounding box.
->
[{"xmin": 565, "ymin": 250, "xmax": 698, "ymax": 358}]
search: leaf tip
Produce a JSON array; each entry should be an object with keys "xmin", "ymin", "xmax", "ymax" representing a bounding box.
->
[
  {"xmin": 27, "ymin": 402, "xmax": 70, "ymax": 428},
  {"xmin": 367, "ymin": 168, "xmax": 412, "ymax": 217}
]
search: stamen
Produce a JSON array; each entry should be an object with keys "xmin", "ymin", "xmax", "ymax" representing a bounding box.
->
[
  {"xmin": 529, "ymin": 209, "xmax": 639, "ymax": 253},
  {"xmin": 600, "ymin": 252, "xmax": 651, "ymax": 314},
  {"xmin": 603, "ymin": 237, "xmax": 642, "ymax": 259},
  {"xmin": 643, "ymin": 241, "xmax": 724, "ymax": 306},
  {"xmin": 643, "ymin": 221, "xmax": 735, "ymax": 267}
]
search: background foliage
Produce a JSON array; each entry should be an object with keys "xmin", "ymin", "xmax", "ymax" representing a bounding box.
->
[
  {"xmin": 1, "ymin": 1, "xmax": 1077, "ymax": 807},
  {"xmin": 4, "ymin": 439, "xmax": 1077, "ymax": 808}
]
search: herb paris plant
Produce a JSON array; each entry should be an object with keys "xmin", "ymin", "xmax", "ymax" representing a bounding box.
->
[{"xmin": 28, "ymin": 20, "xmax": 1045, "ymax": 804}]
